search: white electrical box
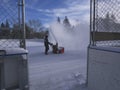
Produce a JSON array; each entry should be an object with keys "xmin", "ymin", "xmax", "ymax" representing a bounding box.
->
[{"xmin": 0, "ymin": 48, "xmax": 29, "ymax": 90}]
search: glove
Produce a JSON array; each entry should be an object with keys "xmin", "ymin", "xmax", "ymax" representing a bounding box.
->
[{"xmin": 49, "ymin": 43, "xmax": 53, "ymax": 46}]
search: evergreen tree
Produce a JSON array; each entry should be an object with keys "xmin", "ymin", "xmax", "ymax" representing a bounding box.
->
[
  {"xmin": 111, "ymin": 14, "xmax": 116, "ymax": 22},
  {"xmin": 6, "ymin": 20, "xmax": 10, "ymax": 28},
  {"xmin": 104, "ymin": 12, "xmax": 110, "ymax": 31},
  {"xmin": 57, "ymin": 17, "xmax": 61, "ymax": 23},
  {"xmin": 1, "ymin": 22, "xmax": 5, "ymax": 28},
  {"xmin": 11, "ymin": 23, "xmax": 21, "ymax": 39},
  {"xmin": 63, "ymin": 16, "xmax": 71, "ymax": 27}
]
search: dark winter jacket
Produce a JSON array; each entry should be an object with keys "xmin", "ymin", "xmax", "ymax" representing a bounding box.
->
[{"xmin": 44, "ymin": 36, "xmax": 51, "ymax": 49}]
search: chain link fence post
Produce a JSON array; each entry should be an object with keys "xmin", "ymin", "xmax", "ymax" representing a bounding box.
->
[{"xmin": 19, "ymin": 0, "xmax": 26, "ymax": 49}]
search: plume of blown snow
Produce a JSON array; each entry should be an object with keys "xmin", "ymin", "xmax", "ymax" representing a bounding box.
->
[{"xmin": 49, "ymin": 22, "xmax": 89, "ymax": 52}]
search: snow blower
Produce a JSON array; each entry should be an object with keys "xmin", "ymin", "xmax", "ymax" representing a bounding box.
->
[
  {"xmin": 52, "ymin": 43, "xmax": 64, "ymax": 54},
  {"xmin": 50, "ymin": 29, "xmax": 64, "ymax": 54}
]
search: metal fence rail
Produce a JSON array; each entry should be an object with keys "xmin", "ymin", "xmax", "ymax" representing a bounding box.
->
[
  {"xmin": 0, "ymin": 0, "xmax": 26, "ymax": 49},
  {"xmin": 90, "ymin": 0, "xmax": 120, "ymax": 46}
]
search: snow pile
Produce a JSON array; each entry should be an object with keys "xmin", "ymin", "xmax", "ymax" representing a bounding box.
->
[
  {"xmin": 49, "ymin": 22, "xmax": 89, "ymax": 51},
  {"xmin": 0, "ymin": 47, "xmax": 28, "ymax": 55}
]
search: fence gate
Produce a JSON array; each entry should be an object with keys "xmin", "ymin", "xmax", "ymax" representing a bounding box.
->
[
  {"xmin": 0, "ymin": 0, "xmax": 26, "ymax": 49},
  {"xmin": 88, "ymin": 1, "xmax": 120, "ymax": 90},
  {"xmin": 0, "ymin": 1, "xmax": 29, "ymax": 90}
]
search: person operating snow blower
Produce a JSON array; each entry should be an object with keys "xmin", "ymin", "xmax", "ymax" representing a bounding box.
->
[
  {"xmin": 44, "ymin": 35, "xmax": 53, "ymax": 55},
  {"xmin": 44, "ymin": 28, "xmax": 64, "ymax": 55}
]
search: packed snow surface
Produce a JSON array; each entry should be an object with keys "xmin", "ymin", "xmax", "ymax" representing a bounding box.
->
[{"xmin": 27, "ymin": 39, "xmax": 88, "ymax": 90}]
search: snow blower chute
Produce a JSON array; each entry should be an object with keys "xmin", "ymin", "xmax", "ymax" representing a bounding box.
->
[{"xmin": 50, "ymin": 29, "xmax": 64, "ymax": 54}]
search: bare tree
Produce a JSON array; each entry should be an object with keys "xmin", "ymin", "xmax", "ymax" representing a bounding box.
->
[{"xmin": 27, "ymin": 19, "xmax": 43, "ymax": 32}]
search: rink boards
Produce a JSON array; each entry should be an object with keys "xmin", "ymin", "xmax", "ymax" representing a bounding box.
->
[{"xmin": 88, "ymin": 46, "xmax": 120, "ymax": 90}]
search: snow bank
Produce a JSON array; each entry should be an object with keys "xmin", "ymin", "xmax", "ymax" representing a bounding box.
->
[{"xmin": 0, "ymin": 48, "xmax": 28, "ymax": 55}]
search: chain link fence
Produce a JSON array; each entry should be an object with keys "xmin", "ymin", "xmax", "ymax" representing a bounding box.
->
[
  {"xmin": 90, "ymin": 0, "xmax": 120, "ymax": 47},
  {"xmin": 0, "ymin": 0, "xmax": 25, "ymax": 49}
]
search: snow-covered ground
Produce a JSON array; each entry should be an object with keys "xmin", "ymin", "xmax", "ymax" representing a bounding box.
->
[{"xmin": 27, "ymin": 39, "xmax": 88, "ymax": 90}]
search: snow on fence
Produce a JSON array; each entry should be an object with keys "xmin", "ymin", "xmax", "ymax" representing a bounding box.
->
[{"xmin": 0, "ymin": 0, "xmax": 26, "ymax": 49}]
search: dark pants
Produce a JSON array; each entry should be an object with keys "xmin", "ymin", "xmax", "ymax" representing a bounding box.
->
[{"xmin": 45, "ymin": 46, "xmax": 49, "ymax": 55}]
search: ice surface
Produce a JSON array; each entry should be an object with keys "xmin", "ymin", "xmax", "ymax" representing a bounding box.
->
[
  {"xmin": 27, "ymin": 40, "xmax": 88, "ymax": 90},
  {"xmin": 26, "ymin": 39, "xmax": 44, "ymax": 47}
]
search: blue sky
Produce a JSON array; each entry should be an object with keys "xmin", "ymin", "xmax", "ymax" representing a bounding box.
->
[
  {"xmin": 1, "ymin": 0, "xmax": 90, "ymax": 27},
  {"xmin": 2, "ymin": 0, "xmax": 119, "ymax": 27},
  {"xmin": 25, "ymin": 0, "xmax": 90, "ymax": 26}
]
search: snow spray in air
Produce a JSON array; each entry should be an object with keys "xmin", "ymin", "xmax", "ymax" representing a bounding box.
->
[{"xmin": 49, "ymin": 22, "xmax": 89, "ymax": 51}]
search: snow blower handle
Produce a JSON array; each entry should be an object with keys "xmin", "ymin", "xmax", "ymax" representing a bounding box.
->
[{"xmin": 49, "ymin": 42, "xmax": 53, "ymax": 46}]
